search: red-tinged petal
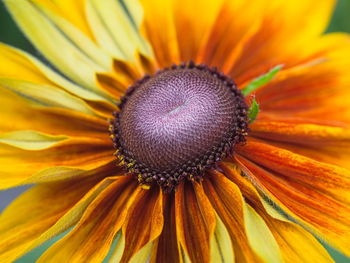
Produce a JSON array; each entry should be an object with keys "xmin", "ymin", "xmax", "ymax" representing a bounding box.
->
[
  {"xmin": 151, "ymin": 194, "xmax": 181, "ymax": 263},
  {"xmin": 250, "ymin": 118, "xmax": 350, "ymax": 169},
  {"xmin": 235, "ymin": 140, "xmax": 350, "ymax": 255},
  {"xmin": 38, "ymin": 176, "xmax": 139, "ymax": 263},
  {"xmin": 221, "ymin": 163, "xmax": 334, "ymax": 263},
  {"xmin": 202, "ymin": 172, "xmax": 261, "ymax": 263},
  {"xmin": 237, "ymin": 139, "xmax": 350, "ymax": 205},
  {"xmin": 120, "ymin": 187, "xmax": 163, "ymax": 263},
  {"xmin": 251, "ymin": 119, "xmax": 350, "ymax": 144},
  {"xmin": 0, "ymin": 163, "xmax": 120, "ymax": 263},
  {"xmin": 175, "ymin": 181, "xmax": 216, "ymax": 263},
  {"xmin": 254, "ymin": 46, "xmax": 350, "ymax": 123}
]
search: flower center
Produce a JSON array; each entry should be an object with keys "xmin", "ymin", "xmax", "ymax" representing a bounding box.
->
[{"xmin": 111, "ymin": 62, "xmax": 248, "ymax": 191}]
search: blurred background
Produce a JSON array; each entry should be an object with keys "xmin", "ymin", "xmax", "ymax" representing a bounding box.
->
[{"xmin": 0, "ymin": 0, "xmax": 350, "ymax": 262}]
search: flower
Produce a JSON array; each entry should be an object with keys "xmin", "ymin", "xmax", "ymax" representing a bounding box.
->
[{"xmin": 0, "ymin": 0, "xmax": 349, "ymax": 262}]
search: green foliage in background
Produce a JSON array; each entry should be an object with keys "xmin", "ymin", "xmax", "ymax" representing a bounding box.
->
[{"xmin": 0, "ymin": 0, "xmax": 350, "ymax": 262}]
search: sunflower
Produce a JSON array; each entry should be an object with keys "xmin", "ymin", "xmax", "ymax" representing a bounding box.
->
[{"xmin": 0, "ymin": 0, "xmax": 350, "ymax": 262}]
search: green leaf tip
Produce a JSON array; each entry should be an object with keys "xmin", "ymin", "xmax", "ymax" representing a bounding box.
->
[
  {"xmin": 242, "ymin": 64, "xmax": 283, "ymax": 96},
  {"xmin": 248, "ymin": 98, "xmax": 259, "ymax": 124}
]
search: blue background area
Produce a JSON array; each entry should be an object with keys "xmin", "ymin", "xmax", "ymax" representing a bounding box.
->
[{"xmin": 0, "ymin": 0, "xmax": 350, "ymax": 262}]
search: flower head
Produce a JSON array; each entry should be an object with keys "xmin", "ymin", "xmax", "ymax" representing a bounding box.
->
[{"xmin": 0, "ymin": 0, "xmax": 349, "ymax": 262}]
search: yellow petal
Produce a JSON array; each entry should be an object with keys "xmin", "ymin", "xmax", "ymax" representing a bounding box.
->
[
  {"xmin": 263, "ymin": 204, "xmax": 335, "ymax": 263},
  {"xmin": 107, "ymin": 233, "xmax": 125, "ymax": 263},
  {"xmin": 0, "ymin": 36, "xmax": 110, "ymax": 103},
  {"xmin": 0, "ymin": 78, "xmax": 97, "ymax": 116},
  {"xmin": 129, "ymin": 242, "xmax": 154, "ymax": 263},
  {"xmin": 0, "ymin": 170, "xmax": 115, "ymax": 263},
  {"xmin": 86, "ymin": 0, "xmax": 151, "ymax": 60},
  {"xmin": 38, "ymin": 176, "xmax": 139, "ymax": 263},
  {"xmin": 210, "ymin": 215, "xmax": 235, "ymax": 263},
  {"xmin": 268, "ymin": 0, "xmax": 335, "ymax": 37},
  {"xmin": 0, "ymin": 137, "xmax": 114, "ymax": 189},
  {"xmin": 0, "ymin": 131, "xmax": 67, "ymax": 150},
  {"xmin": 34, "ymin": 3, "xmax": 112, "ymax": 70},
  {"xmin": 0, "ymin": 43, "xmax": 51, "ymax": 85},
  {"xmin": 4, "ymin": 0, "xmax": 108, "ymax": 92},
  {"xmin": 32, "ymin": 0, "xmax": 93, "ymax": 39},
  {"xmin": 243, "ymin": 203, "xmax": 283, "ymax": 263}
]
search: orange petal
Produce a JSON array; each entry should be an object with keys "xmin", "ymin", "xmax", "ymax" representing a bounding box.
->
[
  {"xmin": 135, "ymin": 52, "xmax": 159, "ymax": 75},
  {"xmin": 229, "ymin": 0, "xmax": 336, "ymax": 83},
  {"xmin": 173, "ymin": 0, "xmax": 224, "ymax": 62},
  {"xmin": 38, "ymin": 176, "xmax": 139, "ymax": 263},
  {"xmin": 251, "ymin": 119, "xmax": 350, "ymax": 144},
  {"xmin": 140, "ymin": 0, "xmax": 226, "ymax": 65},
  {"xmin": 0, "ymin": 136, "xmax": 114, "ymax": 188},
  {"xmin": 139, "ymin": 0, "xmax": 180, "ymax": 67},
  {"xmin": 250, "ymin": 118, "xmax": 350, "ymax": 169},
  {"xmin": 221, "ymin": 163, "xmax": 334, "ymax": 263},
  {"xmin": 203, "ymin": 171, "xmax": 261, "ymax": 263},
  {"xmin": 96, "ymin": 57, "xmax": 147, "ymax": 101},
  {"xmin": 198, "ymin": 0, "xmax": 336, "ymax": 79},
  {"xmin": 175, "ymin": 181, "xmax": 216, "ymax": 263},
  {"xmin": 0, "ymin": 164, "xmax": 118, "ymax": 263},
  {"xmin": 113, "ymin": 59, "xmax": 143, "ymax": 83},
  {"xmin": 120, "ymin": 186, "xmax": 163, "ymax": 262},
  {"xmin": 254, "ymin": 44, "xmax": 350, "ymax": 120},
  {"xmin": 0, "ymin": 87, "xmax": 109, "ymax": 138},
  {"xmin": 236, "ymin": 139, "xmax": 350, "ymax": 255},
  {"xmin": 151, "ymin": 193, "xmax": 181, "ymax": 263},
  {"xmin": 197, "ymin": 0, "xmax": 265, "ymax": 67},
  {"xmin": 96, "ymin": 73, "xmax": 127, "ymax": 99}
]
